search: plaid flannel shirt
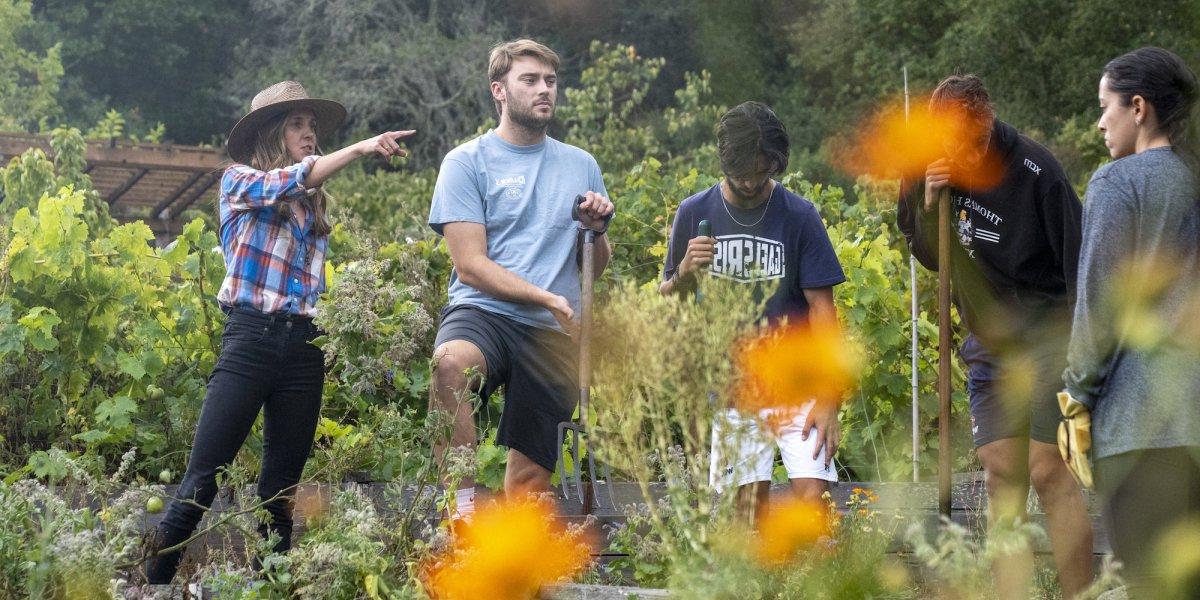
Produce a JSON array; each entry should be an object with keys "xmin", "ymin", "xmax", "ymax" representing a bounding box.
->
[{"xmin": 216, "ymin": 156, "xmax": 327, "ymax": 316}]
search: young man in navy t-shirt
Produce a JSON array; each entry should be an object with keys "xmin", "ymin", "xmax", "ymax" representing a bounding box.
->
[{"xmin": 660, "ymin": 102, "xmax": 846, "ymax": 519}]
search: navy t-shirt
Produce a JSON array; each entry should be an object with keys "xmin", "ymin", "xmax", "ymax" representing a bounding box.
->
[{"xmin": 663, "ymin": 182, "xmax": 846, "ymax": 323}]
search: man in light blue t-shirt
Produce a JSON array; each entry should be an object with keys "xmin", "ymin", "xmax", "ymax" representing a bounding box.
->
[{"xmin": 427, "ymin": 39, "xmax": 614, "ymax": 516}]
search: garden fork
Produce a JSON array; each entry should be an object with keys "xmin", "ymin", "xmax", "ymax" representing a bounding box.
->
[{"xmin": 557, "ymin": 195, "xmax": 614, "ymax": 513}]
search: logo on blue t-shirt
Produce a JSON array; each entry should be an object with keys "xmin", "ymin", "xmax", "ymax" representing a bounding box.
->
[
  {"xmin": 496, "ymin": 174, "xmax": 526, "ymax": 200},
  {"xmin": 711, "ymin": 234, "xmax": 786, "ymax": 282}
]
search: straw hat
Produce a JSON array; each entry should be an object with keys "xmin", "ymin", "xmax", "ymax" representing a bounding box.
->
[{"xmin": 226, "ymin": 81, "xmax": 347, "ymax": 164}]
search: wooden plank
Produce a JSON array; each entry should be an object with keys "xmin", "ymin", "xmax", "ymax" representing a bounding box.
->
[
  {"xmin": 0, "ymin": 133, "xmax": 225, "ymax": 172},
  {"xmin": 170, "ymin": 172, "xmax": 220, "ymax": 214},
  {"xmin": 151, "ymin": 171, "xmax": 204, "ymax": 220},
  {"xmin": 106, "ymin": 168, "xmax": 148, "ymax": 204}
]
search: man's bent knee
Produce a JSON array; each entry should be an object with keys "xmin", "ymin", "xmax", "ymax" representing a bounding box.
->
[{"xmin": 432, "ymin": 341, "xmax": 487, "ymax": 390}]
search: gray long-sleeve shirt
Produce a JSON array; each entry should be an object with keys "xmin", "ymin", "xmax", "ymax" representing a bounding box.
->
[{"xmin": 1064, "ymin": 146, "xmax": 1200, "ymax": 459}]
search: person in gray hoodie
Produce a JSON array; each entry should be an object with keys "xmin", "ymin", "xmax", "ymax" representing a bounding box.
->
[{"xmin": 1063, "ymin": 46, "xmax": 1200, "ymax": 599}]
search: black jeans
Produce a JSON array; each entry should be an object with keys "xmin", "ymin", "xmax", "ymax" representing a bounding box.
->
[
  {"xmin": 1095, "ymin": 446, "xmax": 1200, "ymax": 599},
  {"xmin": 145, "ymin": 307, "xmax": 324, "ymax": 583}
]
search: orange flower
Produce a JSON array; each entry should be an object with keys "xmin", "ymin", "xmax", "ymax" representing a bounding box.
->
[
  {"xmin": 734, "ymin": 320, "xmax": 859, "ymax": 413},
  {"xmin": 754, "ymin": 498, "xmax": 832, "ymax": 567},
  {"xmin": 293, "ymin": 485, "xmax": 330, "ymax": 522},
  {"xmin": 424, "ymin": 500, "xmax": 594, "ymax": 600},
  {"xmin": 835, "ymin": 96, "xmax": 1005, "ymax": 190}
]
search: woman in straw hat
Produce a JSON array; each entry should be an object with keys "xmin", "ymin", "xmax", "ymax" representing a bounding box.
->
[{"xmin": 145, "ymin": 81, "xmax": 413, "ymax": 583}]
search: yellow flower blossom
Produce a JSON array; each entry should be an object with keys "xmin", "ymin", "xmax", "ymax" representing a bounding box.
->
[
  {"xmin": 424, "ymin": 499, "xmax": 593, "ymax": 600},
  {"xmin": 753, "ymin": 498, "xmax": 832, "ymax": 568},
  {"xmin": 734, "ymin": 320, "xmax": 859, "ymax": 414}
]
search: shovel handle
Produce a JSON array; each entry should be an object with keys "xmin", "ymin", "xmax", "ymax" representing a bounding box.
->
[{"xmin": 577, "ymin": 196, "xmax": 597, "ymax": 428}]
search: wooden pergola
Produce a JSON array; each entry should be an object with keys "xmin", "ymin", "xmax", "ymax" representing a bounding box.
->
[{"xmin": 0, "ymin": 132, "xmax": 226, "ymax": 245}]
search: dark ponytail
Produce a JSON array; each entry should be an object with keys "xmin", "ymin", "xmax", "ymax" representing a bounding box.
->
[{"xmin": 1103, "ymin": 47, "xmax": 1200, "ymax": 181}]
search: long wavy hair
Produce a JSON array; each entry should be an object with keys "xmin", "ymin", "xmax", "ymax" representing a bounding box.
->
[{"xmin": 248, "ymin": 112, "xmax": 333, "ymax": 236}]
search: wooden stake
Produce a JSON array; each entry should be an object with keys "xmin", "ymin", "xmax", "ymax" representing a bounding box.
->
[{"xmin": 937, "ymin": 187, "xmax": 953, "ymax": 517}]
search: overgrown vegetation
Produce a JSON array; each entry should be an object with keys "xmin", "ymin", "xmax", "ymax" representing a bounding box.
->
[{"xmin": 0, "ymin": 13, "xmax": 1167, "ymax": 597}]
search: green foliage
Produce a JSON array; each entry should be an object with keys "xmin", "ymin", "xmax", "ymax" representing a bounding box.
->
[
  {"xmin": 273, "ymin": 488, "xmax": 394, "ymax": 599},
  {"xmin": 1, "ymin": 127, "xmax": 113, "ymax": 235},
  {"xmin": 774, "ymin": 0, "xmax": 1200, "ymax": 188},
  {"xmin": 230, "ymin": 0, "xmax": 506, "ymax": 167},
  {"xmin": 604, "ymin": 157, "xmax": 718, "ymax": 285},
  {"xmin": 1048, "ymin": 114, "xmax": 1110, "ymax": 196},
  {"xmin": 84, "ymin": 109, "xmax": 124, "ymax": 140},
  {"xmin": 0, "ymin": 137, "xmax": 223, "ymax": 473},
  {"xmin": 558, "ymin": 42, "xmax": 669, "ymax": 172},
  {"xmin": 591, "ymin": 278, "xmax": 769, "ymax": 580},
  {"xmin": 610, "ymin": 485, "xmax": 915, "ymax": 598},
  {"xmin": 313, "ymin": 239, "xmax": 436, "ymax": 418},
  {"xmin": 0, "ymin": 0, "xmax": 62, "ymax": 131},
  {"xmin": 31, "ymin": 0, "xmax": 251, "ymax": 143},
  {"xmin": 559, "ymin": 41, "xmax": 725, "ymax": 176},
  {"xmin": 0, "ymin": 448, "xmax": 162, "ymax": 598},
  {"xmin": 778, "ymin": 0, "xmax": 955, "ymax": 158},
  {"xmin": 0, "ymin": 183, "xmax": 224, "ymax": 470},
  {"xmin": 553, "ymin": 42, "xmax": 725, "ymax": 286},
  {"xmin": 324, "ymin": 163, "xmax": 438, "ymax": 245},
  {"xmin": 906, "ymin": 517, "xmax": 1045, "ymax": 597}
]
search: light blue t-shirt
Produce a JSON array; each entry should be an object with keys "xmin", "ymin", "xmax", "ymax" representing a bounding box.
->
[{"xmin": 428, "ymin": 130, "xmax": 608, "ymax": 331}]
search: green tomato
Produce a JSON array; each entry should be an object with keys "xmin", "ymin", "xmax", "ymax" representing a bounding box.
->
[
  {"xmin": 146, "ymin": 496, "xmax": 164, "ymax": 514},
  {"xmin": 148, "ymin": 386, "xmax": 166, "ymax": 402},
  {"xmin": 158, "ymin": 469, "xmax": 172, "ymax": 484}
]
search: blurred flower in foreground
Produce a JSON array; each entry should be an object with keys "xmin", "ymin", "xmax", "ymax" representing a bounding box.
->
[
  {"xmin": 424, "ymin": 499, "xmax": 593, "ymax": 600},
  {"xmin": 835, "ymin": 95, "xmax": 1005, "ymax": 190},
  {"xmin": 292, "ymin": 485, "xmax": 331, "ymax": 523},
  {"xmin": 1110, "ymin": 251, "xmax": 1181, "ymax": 350},
  {"xmin": 754, "ymin": 497, "xmax": 832, "ymax": 567},
  {"xmin": 734, "ymin": 319, "xmax": 859, "ymax": 413},
  {"xmin": 1156, "ymin": 518, "xmax": 1200, "ymax": 599}
]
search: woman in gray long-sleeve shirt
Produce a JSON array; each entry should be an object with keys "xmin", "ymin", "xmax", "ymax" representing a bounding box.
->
[{"xmin": 1064, "ymin": 47, "xmax": 1200, "ymax": 598}]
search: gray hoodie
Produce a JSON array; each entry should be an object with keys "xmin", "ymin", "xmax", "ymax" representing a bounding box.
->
[{"xmin": 1064, "ymin": 146, "xmax": 1200, "ymax": 459}]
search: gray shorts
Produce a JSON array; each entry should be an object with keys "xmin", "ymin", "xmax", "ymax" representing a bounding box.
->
[
  {"xmin": 960, "ymin": 334, "xmax": 1065, "ymax": 447},
  {"xmin": 434, "ymin": 304, "xmax": 578, "ymax": 472}
]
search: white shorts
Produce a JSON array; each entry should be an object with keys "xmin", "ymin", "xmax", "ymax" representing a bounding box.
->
[{"xmin": 709, "ymin": 401, "xmax": 838, "ymax": 489}]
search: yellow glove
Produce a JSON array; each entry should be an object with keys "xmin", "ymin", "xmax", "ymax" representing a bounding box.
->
[{"xmin": 1057, "ymin": 391, "xmax": 1094, "ymax": 489}]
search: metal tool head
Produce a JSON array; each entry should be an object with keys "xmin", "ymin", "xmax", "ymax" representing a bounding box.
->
[
  {"xmin": 556, "ymin": 421, "xmax": 585, "ymax": 502},
  {"xmin": 555, "ymin": 420, "xmax": 613, "ymax": 511}
]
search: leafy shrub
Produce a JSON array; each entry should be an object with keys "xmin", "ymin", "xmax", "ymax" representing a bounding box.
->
[{"xmin": 1, "ymin": 176, "xmax": 223, "ymax": 473}]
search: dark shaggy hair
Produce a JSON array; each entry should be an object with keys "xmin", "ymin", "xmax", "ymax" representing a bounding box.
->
[{"xmin": 716, "ymin": 101, "xmax": 790, "ymax": 178}]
